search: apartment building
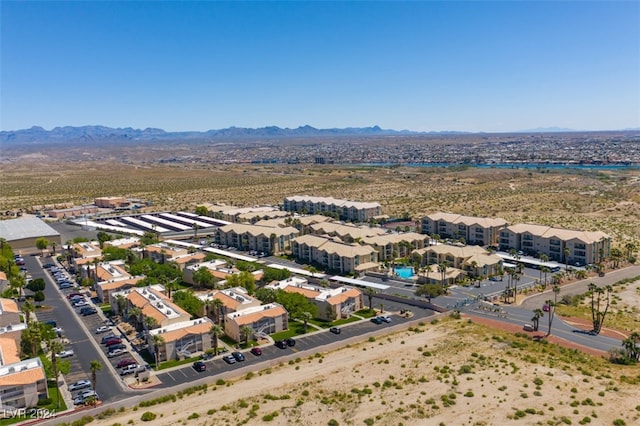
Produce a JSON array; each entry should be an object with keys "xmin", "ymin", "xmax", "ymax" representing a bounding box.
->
[
  {"xmin": 0, "ymin": 302, "xmax": 48, "ymax": 409},
  {"xmin": 283, "ymin": 196, "xmax": 382, "ymax": 222},
  {"xmin": 360, "ymin": 232, "xmax": 430, "ymax": 261},
  {"xmin": 421, "ymin": 213, "xmax": 508, "ymax": 246},
  {"xmin": 308, "ymin": 221, "xmax": 387, "ymax": 243},
  {"xmin": 267, "ymin": 277, "xmax": 364, "ymax": 321},
  {"xmin": 197, "ymin": 287, "xmax": 261, "ymax": 321},
  {"xmin": 291, "ymin": 234, "xmax": 379, "ymax": 274},
  {"xmin": 147, "ymin": 317, "xmax": 214, "ymax": 361},
  {"xmin": 224, "ymin": 303, "xmax": 288, "ymax": 343},
  {"xmin": 69, "ymin": 241, "xmax": 102, "ymax": 271},
  {"xmin": 96, "ymin": 275, "xmax": 145, "ymax": 303},
  {"xmin": 215, "ymin": 223, "xmax": 299, "ymax": 255},
  {"xmin": 499, "ymin": 223, "xmax": 611, "ymax": 266},
  {"xmin": 412, "ymin": 244, "xmax": 503, "ymax": 282},
  {"xmin": 110, "ymin": 286, "xmax": 191, "ymax": 329},
  {"xmin": 141, "ymin": 243, "xmax": 189, "ymax": 264}
]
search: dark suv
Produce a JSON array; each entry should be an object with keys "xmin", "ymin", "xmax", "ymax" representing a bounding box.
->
[
  {"xmin": 274, "ymin": 340, "xmax": 287, "ymax": 349},
  {"xmin": 286, "ymin": 338, "xmax": 296, "ymax": 347}
]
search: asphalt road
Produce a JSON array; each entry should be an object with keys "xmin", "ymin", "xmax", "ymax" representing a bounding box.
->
[{"xmin": 24, "ymin": 255, "xmax": 135, "ymax": 405}]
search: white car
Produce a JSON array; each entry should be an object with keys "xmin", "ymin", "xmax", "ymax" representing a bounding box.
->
[
  {"xmin": 95, "ymin": 325, "xmax": 111, "ymax": 334},
  {"xmin": 73, "ymin": 300, "xmax": 88, "ymax": 308},
  {"xmin": 68, "ymin": 379, "xmax": 92, "ymax": 392},
  {"xmin": 107, "ymin": 348, "xmax": 125, "ymax": 358},
  {"xmin": 73, "ymin": 390, "xmax": 99, "ymax": 405},
  {"xmin": 56, "ymin": 350, "xmax": 74, "ymax": 358}
]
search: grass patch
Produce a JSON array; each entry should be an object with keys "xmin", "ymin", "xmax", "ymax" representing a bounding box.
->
[{"xmin": 271, "ymin": 321, "xmax": 307, "ymax": 340}]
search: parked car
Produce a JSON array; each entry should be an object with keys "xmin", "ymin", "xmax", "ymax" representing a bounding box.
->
[
  {"xmin": 370, "ymin": 317, "xmax": 383, "ymax": 324},
  {"xmin": 193, "ymin": 361, "xmax": 207, "ymax": 372},
  {"xmin": 523, "ymin": 324, "xmax": 535, "ymax": 332},
  {"xmin": 60, "ymin": 282, "xmax": 74, "ymax": 289},
  {"xmin": 274, "ymin": 340, "xmax": 288, "ymax": 349},
  {"xmin": 222, "ymin": 354, "xmax": 236, "ymax": 364},
  {"xmin": 330, "ymin": 327, "xmax": 341, "ymax": 334},
  {"xmin": 42, "ymin": 263, "xmax": 55, "ymax": 269},
  {"xmin": 101, "ymin": 334, "xmax": 118, "ymax": 344},
  {"xmin": 73, "ymin": 300, "xmax": 89, "ymax": 308},
  {"xmin": 542, "ymin": 304, "xmax": 550, "ymax": 312},
  {"xmin": 56, "ymin": 350, "xmax": 74, "ymax": 358},
  {"xmin": 67, "ymin": 292, "xmax": 84, "ymax": 299},
  {"xmin": 68, "ymin": 380, "xmax": 92, "ymax": 392},
  {"xmin": 81, "ymin": 307, "xmax": 98, "ymax": 316},
  {"xmin": 232, "ymin": 351, "xmax": 245, "ymax": 362},
  {"xmin": 104, "ymin": 337, "xmax": 122, "ymax": 346},
  {"xmin": 74, "ymin": 391, "xmax": 99, "ymax": 405},
  {"xmin": 286, "ymin": 338, "xmax": 296, "ymax": 347},
  {"xmin": 379, "ymin": 315, "xmax": 391, "ymax": 323},
  {"xmin": 43, "ymin": 320, "xmax": 57, "ymax": 328},
  {"xmin": 119, "ymin": 364, "xmax": 139, "ymax": 376},
  {"xmin": 96, "ymin": 325, "xmax": 111, "ymax": 334},
  {"xmin": 250, "ymin": 347, "xmax": 262, "ymax": 356},
  {"xmin": 107, "ymin": 348, "xmax": 126, "ymax": 358},
  {"xmin": 108, "ymin": 343, "xmax": 126, "ymax": 351},
  {"xmin": 116, "ymin": 358, "xmax": 137, "ymax": 368}
]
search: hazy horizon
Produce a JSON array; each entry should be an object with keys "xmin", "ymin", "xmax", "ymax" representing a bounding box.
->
[{"xmin": 2, "ymin": 1, "xmax": 638, "ymax": 133}]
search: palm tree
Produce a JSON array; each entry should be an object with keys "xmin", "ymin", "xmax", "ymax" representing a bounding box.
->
[
  {"xmin": 545, "ymin": 299, "xmax": 555, "ymax": 336},
  {"xmin": 48, "ymin": 339, "xmax": 64, "ymax": 408},
  {"xmin": 364, "ymin": 287, "xmax": 376, "ymax": 310},
  {"xmin": 438, "ymin": 261, "xmax": 448, "ymax": 291},
  {"xmin": 540, "ymin": 266, "xmax": 550, "ymax": 288},
  {"xmin": 564, "ymin": 247, "xmax": 570, "ymax": 271},
  {"xmin": 89, "ymin": 360, "xmax": 103, "ymax": 391},
  {"xmin": 22, "ymin": 300, "xmax": 35, "ymax": 323},
  {"xmin": 240, "ymin": 325, "xmax": 253, "ymax": 347},
  {"xmin": 153, "ymin": 334, "xmax": 165, "ymax": 367},
  {"xmin": 531, "ymin": 308, "xmax": 544, "ymax": 332},
  {"xmin": 301, "ymin": 311, "xmax": 313, "ymax": 333},
  {"xmin": 115, "ymin": 294, "xmax": 127, "ymax": 317},
  {"xmin": 621, "ymin": 332, "xmax": 640, "ymax": 362},
  {"xmin": 210, "ymin": 324, "xmax": 223, "ymax": 355},
  {"xmin": 51, "ymin": 242, "xmax": 57, "ymax": 256},
  {"xmin": 212, "ymin": 298, "xmax": 224, "ymax": 324},
  {"xmin": 128, "ymin": 306, "xmax": 142, "ymax": 330},
  {"xmin": 143, "ymin": 315, "xmax": 158, "ymax": 331}
]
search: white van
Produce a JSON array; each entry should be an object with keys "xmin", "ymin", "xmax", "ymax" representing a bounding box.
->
[{"xmin": 523, "ymin": 324, "xmax": 534, "ymax": 332}]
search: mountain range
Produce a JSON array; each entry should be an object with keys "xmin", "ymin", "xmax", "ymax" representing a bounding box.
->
[{"xmin": 0, "ymin": 125, "xmax": 459, "ymax": 144}]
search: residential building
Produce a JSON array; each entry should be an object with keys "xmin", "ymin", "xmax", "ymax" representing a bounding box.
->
[
  {"xmin": 69, "ymin": 241, "xmax": 102, "ymax": 272},
  {"xmin": 283, "ymin": 196, "xmax": 382, "ymax": 222},
  {"xmin": 141, "ymin": 243, "xmax": 189, "ymax": 264},
  {"xmin": 0, "ymin": 314, "xmax": 47, "ymax": 409},
  {"xmin": 110, "ymin": 286, "xmax": 191, "ymax": 329},
  {"xmin": 103, "ymin": 236, "xmax": 140, "ymax": 250},
  {"xmin": 412, "ymin": 244, "xmax": 503, "ymax": 283},
  {"xmin": 183, "ymin": 260, "xmax": 236, "ymax": 286},
  {"xmin": 267, "ymin": 277, "xmax": 363, "ymax": 321},
  {"xmin": 96, "ymin": 275, "xmax": 145, "ymax": 303},
  {"xmin": 147, "ymin": 317, "xmax": 214, "ymax": 361},
  {"xmin": 291, "ymin": 234, "xmax": 378, "ymax": 274},
  {"xmin": 224, "ymin": 303, "xmax": 288, "ymax": 342},
  {"xmin": 215, "ymin": 223, "xmax": 299, "ymax": 255},
  {"xmin": 197, "ymin": 287, "xmax": 261, "ymax": 322},
  {"xmin": 360, "ymin": 232, "xmax": 430, "ymax": 261},
  {"xmin": 499, "ymin": 224, "xmax": 611, "ymax": 265},
  {"xmin": 420, "ymin": 212, "xmax": 508, "ymax": 246},
  {"xmin": 308, "ymin": 221, "xmax": 387, "ymax": 243}
]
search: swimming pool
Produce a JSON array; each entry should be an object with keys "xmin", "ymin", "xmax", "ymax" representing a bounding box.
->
[{"xmin": 394, "ymin": 266, "xmax": 414, "ymax": 279}]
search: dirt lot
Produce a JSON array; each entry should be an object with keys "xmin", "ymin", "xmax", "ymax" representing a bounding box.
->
[{"xmin": 84, "ymin": 315, "xmax": 639, "ymax": 426}]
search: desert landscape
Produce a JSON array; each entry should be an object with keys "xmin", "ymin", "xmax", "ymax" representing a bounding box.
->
[{"xmin": 73, "ymin": 309, "xmax": 640, "ymax": 426}]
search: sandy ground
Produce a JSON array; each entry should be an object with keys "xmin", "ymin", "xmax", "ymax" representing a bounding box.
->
[{"xmin": 81, "ymin": 315, "xmax": 640, "ymax": 426}]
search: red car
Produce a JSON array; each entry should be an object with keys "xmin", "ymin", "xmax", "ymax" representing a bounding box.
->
[
  {"xmin": 116, "ymin": 358, "xmax": 137, "ymax": 368},
  {"xmin": 250, "ymin": 347, "xmax": 262, "ymax": 356},
  {"xmin": 104, "ymin": 337, "xmax": 122, "ymax": 346}
]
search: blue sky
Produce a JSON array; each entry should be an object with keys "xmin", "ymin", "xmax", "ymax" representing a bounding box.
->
[{"xmin": 1, "ymin": 1, "xmax": 639, "ymax": 132}]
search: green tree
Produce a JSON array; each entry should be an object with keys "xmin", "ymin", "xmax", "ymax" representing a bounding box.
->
[
  {"xmin": 276, "ymin": 290, "xmax": 318, "ymax": 321},
  {"xmin": 210, "ymin": 324, "xmax": 224, "ymax": 355},
  {"xmin": 300, "ymin": 311, "xmax": 313, "ymax": 333},
  {"xmin": 588, "ymin": 283, "xmax": 613, "ymax": 334},
  {"xmin": 531, "ymin": 308, "xmax": 544, "ymax": 332},
  {"xmin": 225, "ymin": 271, "xmax": 256, "ymax": 295},
  {"xmin": 90, "ymin": 360, "xmax": 103, "ymax": 390},
  {"xmin": 195, "ymin": 206, "xmax": 209, "ymax": 216},
  {"xmin": 193, "ymin": 266, "xmax": 215, "ymax": 289},
  {"xmin": 621, "ymin": 332, "xmax": 640, "ymax": 363},
  {"xmin": 173, "ymin": 290, "xmax": 204, "ymax": 318},
  {"xmin": 35, "ymin": 237, "xmax": 49, "ymax": 254},
  {"xmin": 415, "ymin": 283, "xmax": 444, "ymax": 302},
  {"xmin": 364, "ymin": 287, "xmax": 376, "ymax": 310},
  {"xmin": 255, "ymin": 287, "xmax": 278, "ymax": 304},
  {"xmin": 22, "ymin": 300, "xmax": 36, "ymax": 323},
  {"xmin": 240, "ymin": 325, "xmax": 253, "ymax": 347},
  {"xmin": 47, "ymin": 338, "xmax": 65, "ymax": 408},
  {"xmin": 152, "ymin": 334, "xmax": 165, "ymax": 367}
]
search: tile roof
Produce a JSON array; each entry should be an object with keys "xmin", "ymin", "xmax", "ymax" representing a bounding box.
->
[
  {"xmin": 293, "ymin": 234, "xmax": 378, "ymax": 258},
  {"xmin": 228, "ymin": 305, "xmax": 287, "ymax": 326},
  {"xmin": 218, "ymin": 223, "xmax": 299, "ymax": 238},
  {"xmin": 505, "ymin": 223, "xmax": 610, "ymax": 244},
  {"xmin": 0, "ymin": 298, "xmax": 20, "ymax": 314},
  {"xmin": 425, "ymin": 212, "xmax": 508, "ymax": 228},
  {"xmin": 0, "ymin": 364, "xmax": 46, "ymax": 386},
  {"xmin": 151, "ymin": 318, "xmax": 213, "ymax": 343}
]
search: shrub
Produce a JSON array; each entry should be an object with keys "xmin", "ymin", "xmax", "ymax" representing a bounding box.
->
[
  {"xmin": 612, "ymin": 420, "xmax": 626, "ymax": 426},
  {"xmin": 140, "ymin": 412, "xmax": 157, "ymax": 422},
  {"xmin": 328, "ymin": 420, "xmax": 339, "ymax": 426},
  {"xmin": 37, "ymin": 397, "xmax": 52, "ymax": 406}
]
